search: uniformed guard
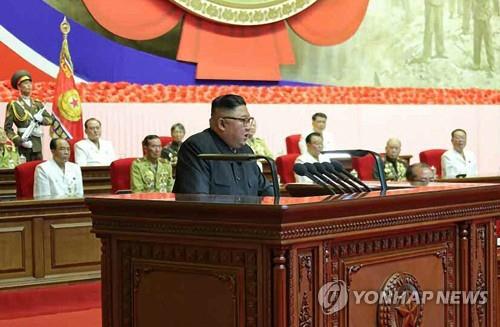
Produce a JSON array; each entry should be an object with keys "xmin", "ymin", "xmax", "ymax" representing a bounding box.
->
[
  {"xmin": 131, "ymin": 135, "xmax": 174, "ymax": 193},
  {"xmin": 0, "ymin": 127, "xmax": 20, "ymax": 169},
  {"xmin": 4, "ymin": 70, "xmax": 53, "ymax": 161}
]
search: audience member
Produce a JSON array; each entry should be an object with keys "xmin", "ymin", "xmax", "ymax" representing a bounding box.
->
[
  {"xmin": 294, "ymin": 132, "xmax": 328, "ymax": 184},
  {"xmin": 173, "ymin": 94, "xmax": 273, "ymax": 196},
  {"xmin": 4, "ymin": 70, "xmax": 53, "ymax": 161},
  {"xmin": 131, "ymin": 135, "xmax": 173, "ymax": 193},
  {"xmin": 74, "ymin": 118, "xmax": 116, "ymax": 166},
  {"xmin": 0, "ymin": 127, "xmax": 20, "ymax": 169},
  {"xmin": 406, "ymin": 163, "xmax": 435, "ymax": 186},
  {"xmin": 299, "ymin": 113, "xmax": 334, "ymax": 154},
  {"xmin": 441, "ymin": 129, "xmax": 478, "ymax": 178},
  {"xmin": 34, "ymin": 138, "xmax": 83, "ymax": 198},
  {"xmin": 246, "ymin": 119, "xmax": 273, "ymax": 158},
  {"xmin": 161, "ymin": 123, "xmax": 185, "ymax": 164},
  {"xmin": 374, "ymin": 138, "xmax": 408, "ymax": 181}
]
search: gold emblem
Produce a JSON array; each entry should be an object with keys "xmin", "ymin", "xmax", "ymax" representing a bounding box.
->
[
  {"xmin": 378, "ymin": 272, "xmax": 423, "ymax": 327},
  {"xmin": 58, "ymin": 89, "xmax": 82, "ymax": 122}
]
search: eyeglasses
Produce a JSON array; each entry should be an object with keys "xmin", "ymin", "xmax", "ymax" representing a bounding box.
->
[{"xmin": 222, "ymin": 116, "xmax": 255, "ymax": 127}]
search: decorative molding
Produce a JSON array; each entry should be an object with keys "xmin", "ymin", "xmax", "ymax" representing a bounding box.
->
[
  {"xmin": 214, "ymin": 273, "xmax": 237, "ymax": 301},
  {"xmin": 434, "ymin": 250, "xmax": 448, "ymax": 273},
  {"xmin": 93, "ymin": 203, "xmax": 500, "ymax": 241},
  {"xmin": 347, "ymin": 265, "xmax": 363, "ymax": 286},
  {"xmin": 475, "ymin": 264, "xmax": 486, "ymax": 326},
  {"xmin": 133, "ymin": 267, "xmax": 152, "ymax": 291},
  {"xmin": 299, "ymin": 254, "xmax": 312, "ymax": 288},
  {"xmin": 299, "ymin": 291, "xmax": 312, "ymax": 327}
]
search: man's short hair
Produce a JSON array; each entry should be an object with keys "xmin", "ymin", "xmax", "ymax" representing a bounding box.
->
[
  {"xmin": 305, "ymin": 132, "xmax": 322, "ymax": 144},
  {"xmin": 451, "ymin": 128, "xmax": 467, "ymax": 138},
  {"xmin": 211, "ymin": 94, "xmax": 246, "ymax": 115},
  {"xmin": 312, "ymin": 113, "xmax": 327, "ymax": 121},
  {"xmin": 171, "ymin": 123, "xmax": 185, "ymax": 133},
  {"xmin": 84, "ymin": 118, "xmax": 102, "ymax": 129},
  {"xmin": 405, "ymin": 163, "xmax": 431, "ymax": 181},
  {"xmin": 49, "ymin": 138, "xmax": 66, "ymax": 150},
  {"xmin": 142, "ymin": 135, "xmax": 160, "ymax": 147}
]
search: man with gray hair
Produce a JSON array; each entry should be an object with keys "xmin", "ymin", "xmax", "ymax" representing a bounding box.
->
[{"xmin": 374, "ymin": 138, "xmax": 408, "ymax": 181}]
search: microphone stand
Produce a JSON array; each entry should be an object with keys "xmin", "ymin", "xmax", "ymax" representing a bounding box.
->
[
  {"xmin": 321, "ymin": 149, "xmax": 388, "ymax": 194},
  {"xmin": 197, "ymin": 153, "xmax": 280, "ymax": 204}
]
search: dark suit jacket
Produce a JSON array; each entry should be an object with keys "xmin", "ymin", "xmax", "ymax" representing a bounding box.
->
[{"xmin": 173, "ymin": 128, "xmax": 274, "ymax": 196}]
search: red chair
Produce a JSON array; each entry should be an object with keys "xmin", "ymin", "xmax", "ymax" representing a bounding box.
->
[
  {"xmin": 285, "ymin": 134, "xmax": 301, "ymax": 154},
  {"xmin": 110, "ymin": 158, "xmax": 136, "ymax": 193},
  {"xmin": 15, "ymin": 160, "xmax": 44, "ymax": 198},
  {"xmin": 351, "ymin": 155, "xmax": 376, "ymax": 181},
  {"xmin": 276, "ymin": 154, "xmax": 300, "ymax": 184},
  {"xmin": 419, "ymin": 149, "xmax": 446, "ymax": 178},
  {"xmin": 159, "ymin": 136, "xmax": 173, "ymax": 147}
]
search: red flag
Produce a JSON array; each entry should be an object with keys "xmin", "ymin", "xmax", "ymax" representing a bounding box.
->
[{"xmin": 51, "ymin": 18, "xmax": 83, "ymax": 141}]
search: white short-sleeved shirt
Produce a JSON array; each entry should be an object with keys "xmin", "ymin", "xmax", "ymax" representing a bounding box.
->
[
  {"xmin": 441, "ymin": 149, "xmax": 478, "ymax": 178},
  {"xmin": 74, "ymin": 138, "xmax": 116, "ymax": 166},
  {"xmin": 34, "ymin": 159, "xmax": 84, "ymax": 198}
]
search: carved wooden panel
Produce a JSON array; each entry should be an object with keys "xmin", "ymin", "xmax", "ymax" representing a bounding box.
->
[
  {"xmin": 116, "ymin": 241, "xmax": 259, "ymax": 327},
  {"xmin": 297, "ymin": 249, "xmax": 315, "ymax": 327},
  {"xmin": 326, "ymin": 228, "xmax": 456, "ymax": 327},
  {"xmin": 44, "ymin": 219, "xmax": 101, "ymax": 273},
  {"xmin": 0, "ymin": 222, "xmax": 32, "ymax": 278}
]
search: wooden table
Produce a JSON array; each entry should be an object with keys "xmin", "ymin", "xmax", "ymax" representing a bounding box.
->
[
  {"xmin": 0, "ymin": 198, "xmax": 100, "ymax": 288},
  {"xmin": 88, "ymin": 183, "xmax": 499, "ymax": 327}
]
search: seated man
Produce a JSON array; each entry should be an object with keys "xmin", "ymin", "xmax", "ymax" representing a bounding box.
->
[
  {"xmin": 173, "ymin": 94, "xmax": 273, "ymax": 196},
  {"xmin": 131, "ymin": 135, "xmax": 173, "ymax": 193},
  {"xmin": 34, "ymin": 138, "xmax": 83, "ymax": 198},
  {"xmin": 0, "ymin": 127, "xmax": 20, "ymax": 169},
  {"xmin": 441, "ymin": 129, "xmax": 478, "ymax": 178},
  {"xmin": 294, "ymin": 132, "xmax": 328, "ymax": 184},
  {"xmin": 75, "ymin": 118, "xmax": 116, "ymax": 166},
  {"xmin": 161, "ymin": 123, "xmax": 185, "ymax": 164},
  {"xmin": 406, "ymin": 163, "xmax": 435, "ymax": 186},
  {"xmin": 374, "ymin": 138, "xmax": 407, "ymax": 181},
  {"xmin": 298, "ymin": 112, "xmax": 334, "ymax": 154}
]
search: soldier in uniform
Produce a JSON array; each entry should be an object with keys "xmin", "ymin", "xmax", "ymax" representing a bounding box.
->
[
  {"xmin": 131, "ymin": 135, "xmax": 174, "ymax": 193},
  {"xmin": 472, "ymin": 0, "xmax": 495, "ymax": 73},
  {"xmin": 374, "ymin": 138, "xmax": 408, "ymax": 181},
  {"xmin": 4, "ymin": 70, "xmax": 53, "ymax": 161},
  {"xmin": 0, "ymin": 127, "xmax": 20, "ymax": 169}
]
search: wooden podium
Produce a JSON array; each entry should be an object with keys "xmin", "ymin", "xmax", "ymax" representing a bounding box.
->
[{"xmin": 87, "ymin": 183, "xmax": 500, "ymax": 327}]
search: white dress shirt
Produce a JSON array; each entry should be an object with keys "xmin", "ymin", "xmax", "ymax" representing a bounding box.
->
[
  {"xmin": 298, "ymin": 131, "xmax": 335, "ymax": 154},
  {"xmin": 34, "ymin": 159, "xmax": 84, "ymax": 198},
  {"xmin": 441, "ymin": 149, "xmax": 478, "ymax": 178},
  {"xmin": 294, "ymin": 152, "xmax": 330, "ymax": 183},
  {"xmin": 74, "ymin": 138, "xmax": 116, "ymax": 166}
]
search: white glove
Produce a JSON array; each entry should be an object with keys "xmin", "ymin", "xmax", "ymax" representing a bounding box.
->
[
  {"xmin": 21, "ymin": 140, "xmax": 33, "ymax": 149},
  {"xmin": 33, "ymin": 111, "xmax": 44, "ymax": 123}
]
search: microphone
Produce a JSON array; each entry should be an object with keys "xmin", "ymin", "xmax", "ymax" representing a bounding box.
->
[
  {"xmin": 311, "ymin": 162, "xmax": 348, "ymax": 194},
  {"xmin": 305, "ymin": 163, "xmax": 344, "ymax": 194},
  {"xmin": 197, "ymin": 153, "xmax": 280, "ymax": 204},
  {"xmin": 330, "ymin": 160, "xmax": 371, "ymax": 192},
  {"xmin": 321, "ymin": 162, "xmax": 364, "ymax": 193},
  {"xmin": 321, "ymin": 149, "xmax": 387, "ymax": 193},
  {"xmin": 315, "ymin": 162, "xmax": 356, "ymax": 193},
  {"xmin": 293, "ymin": 163, "xmax": 336, "ymax": 195}
]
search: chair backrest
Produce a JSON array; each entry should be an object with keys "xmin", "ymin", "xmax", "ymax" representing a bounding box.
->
[
  {"xmin": 159, "ymin": 136, "xmax": 173, "ymax": 147},
  {"xmin": 110, "ymin": 157, "xmax": 136, "ymax": 193},
  {"xmin": 351, "ymin": 154, "xmax": 375, "ymax": 180},
  {"xmin": 419, "ymin": 149, "xmax": 446, "ymax": 177},
  {"xmin": 285, "ymin": 134, "xmax": 301, "ymax": 154},
  {"xmin": 68, "ymin": 138, "xmax": 79, "ymax": 163},
  {"xmin": 15, "ymin": 160, "xmax": 44, "ymax": 198},
  {"xmin": 276, "ymin": 154, "xmax": 300, "ymax": 184}
]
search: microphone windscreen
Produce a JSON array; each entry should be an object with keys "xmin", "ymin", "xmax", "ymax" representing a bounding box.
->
[
  {"xmin": 321, "ymin": 162, "xmax": 336, "ymax": 173},
  {"xmin": 304, "ymin": 162, "xmax": 318, "ymax": 174},
  {"xmin": 293, "ymin": 163, "xmax": 307, "ymax": 176},
  {"xmin": 330, "ymin": 160, "xmax": 345, "ymax": 172},
  {"xmin": 313, "ymin": 162, "xmax": 327, "ymax": 174}
]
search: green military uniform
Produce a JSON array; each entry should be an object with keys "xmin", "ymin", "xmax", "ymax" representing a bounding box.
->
[
  {"xmin": 0, "ymin": 143, "xmax": 20, "ymax": 169},
  {"xmin": 130, "ymin": 157, "xmax": 174, "ymax": 193},
  {"xmin": 4, "ymin": 70, "xmax": 53, "ymax": 161},
  {"xmin": 374, "ymin": 158, "xmax": 408, "ymax": 181},
  {"xmin": 247, "ymin": 137, "xmax": 273, "ymax": 158}
]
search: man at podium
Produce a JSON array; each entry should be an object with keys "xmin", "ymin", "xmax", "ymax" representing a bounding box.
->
[{"xmin": 173, "ymin": 94, "xmax": 273, "ymax": 196}]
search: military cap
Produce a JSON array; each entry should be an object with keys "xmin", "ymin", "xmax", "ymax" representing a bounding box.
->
[{"xmin": 10, "ymin": 70, "xmax": 32, "ymax": 90}]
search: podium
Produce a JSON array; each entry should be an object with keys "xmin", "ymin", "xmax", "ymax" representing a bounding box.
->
[{"xmin": 87, "ymin": 183, "xmax": 500, "ymax": 327}]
